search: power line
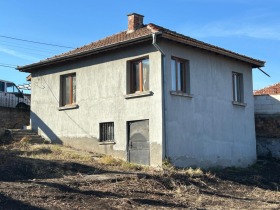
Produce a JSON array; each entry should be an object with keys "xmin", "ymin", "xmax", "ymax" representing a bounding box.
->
[
  {"xmin": 0, "ymin": 42, "xmax": 65, "ymax": 54},
  {"xmin": 0, "ymin": 39, "xmax": 59, "ymax": 51},
  {"xmin": 0, "ymin": 63, "xmax": 17, "ymax": 67},
  {"xmin": 0, "ymin": 35, "xmax": 74, "ymax": 49},
  {"xmin": 0, "ymin": 64, "xmax": 16, "ymax": 69},
  {"xmin": 0, "ymin": 44, "xmax": 62, "ymax": 57}
]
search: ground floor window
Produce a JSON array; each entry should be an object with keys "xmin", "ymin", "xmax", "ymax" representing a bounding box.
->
[{"xmin": 100, "ymin": 122, "xmax": 114, "ymax": 142}]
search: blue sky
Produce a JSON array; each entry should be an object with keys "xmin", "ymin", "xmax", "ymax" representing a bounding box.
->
[{"xmin": 0, "ymin": 0, "xmax": 279, "ymax": 91}]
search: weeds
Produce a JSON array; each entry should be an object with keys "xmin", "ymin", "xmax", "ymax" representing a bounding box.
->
[
  {"xmin": 162, "ymin": 157, "xmax": 204, "ymax": 178},
  {"xmin": 99, "ymin": 155, "xmax": 144, "ymax": 171},
  {"xmin": 18, "ymin": 144, "xmax": 94, "ymax": 162},
  {"xmin": 183, "ymin": 168, "xmax": 203, "ymax": 177},
  {"xmin": 99, "ymin": 155, "xmax": 122, "ymax": 166}
]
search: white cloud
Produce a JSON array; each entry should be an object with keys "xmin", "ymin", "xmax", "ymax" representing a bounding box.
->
[{"xmin": 0, "ymin": 46, "xmax": 39, "ymax": 62}]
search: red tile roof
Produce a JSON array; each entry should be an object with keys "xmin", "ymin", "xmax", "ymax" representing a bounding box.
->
[
  {"xmin": 254, "ymin": 83, "xmax": 280, "ymax": 95},
  {"xmin": 47, "ymin": 26, "xmax": 154, "ymax": 61},
  {"xmin": 18, "ymin": 23, "xmax": 265, "ymax": 72}
]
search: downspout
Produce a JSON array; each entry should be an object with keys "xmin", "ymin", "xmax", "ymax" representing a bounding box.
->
[{"xmin": 152, "ymin": 33, "xmax": 167, "ymax": 161}]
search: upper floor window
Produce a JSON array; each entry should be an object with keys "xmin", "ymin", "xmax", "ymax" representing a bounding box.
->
[
  {"xmin": 232, "ymin": 72, "xmax": 244, "ymax": 103},
  {"xmin": 171, "ymin": 57, "xmax": 190, "ymax": 94},
  {"xmin": 61, "ymin": 73, "xmax": 76, "ymax": 106},
  {"xmin": 129, "ymin": 58, "xmax": 149, "ymax": 93}
]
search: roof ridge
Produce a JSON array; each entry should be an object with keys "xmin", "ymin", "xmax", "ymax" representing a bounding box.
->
[
  {"xmin": 18, "ymin": 21, "xmax": 265, "ymax": 72},
  {"xmin": 46, "ymin": 30, "xmax": 128, "ymax": 61},
  {"xmin": 162, "ymin": 25, "xmax": 264, "ymax": 64}
]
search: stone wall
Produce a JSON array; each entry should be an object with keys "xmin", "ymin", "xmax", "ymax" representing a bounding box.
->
[
  {"xmin": 0, "ymin": 107, "xmax": 30, "ymax": 129},
  {"xmin": 255, "ymin": 114, "xmax": 280, "ymax": 158},
  {"xmin": 255, "ymin": 114, "xmax": 280, "ymax": 138}
]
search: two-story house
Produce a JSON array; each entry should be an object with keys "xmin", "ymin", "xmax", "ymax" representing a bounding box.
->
[{"xmin": 18, "ymin": 13, "xmax": 265, "ymax": 168}]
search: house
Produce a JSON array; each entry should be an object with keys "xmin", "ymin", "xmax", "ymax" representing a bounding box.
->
[
  {"xmin": 254, "ymin": 83, "xmax": 280, "ymax": 158},
  {"xmin": 18, "ymin": 13, "xmax": 265, "ymax": 167}
]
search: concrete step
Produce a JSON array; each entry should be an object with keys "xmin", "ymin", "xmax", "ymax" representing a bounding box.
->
[
  {"xmin": 7, "ymin": 129, "xmax": 36, "ymax": 133},
  {"xmin": 11, "ymin": 134, "xmax": 42, "ymax": 138},
  {"xmin": 6, "ymin": 129, "xmax": 48, "ymax": 144}
]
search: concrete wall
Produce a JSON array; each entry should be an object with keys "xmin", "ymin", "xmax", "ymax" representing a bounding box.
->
[
  {"xmin": 254, "ymin": 95, "xmax": 280, "ymax": 114},
  {"xmin": 160, "ymin": 40, "xmax": 256, "ymax": 168},
  {"xmin": 30, "ymin": 43, "xmax": 163, "ymax": 167},
  {"xmin": 0, "ymin": 107, "xmax": 30, "ymax": 129}
]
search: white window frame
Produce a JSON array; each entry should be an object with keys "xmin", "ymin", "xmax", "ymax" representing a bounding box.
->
[
  {"xmin": 232, "ymin": 72, "xmax": 244, "ymax": 103},
  {"xmin": 170, "ymin": 57, "xmax": 191, "ymax": 96}
]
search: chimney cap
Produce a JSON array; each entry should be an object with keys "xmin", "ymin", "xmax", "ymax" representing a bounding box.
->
[{"xmin": 127, "ymin": 13, "xmax": 144, "ymax": 17}]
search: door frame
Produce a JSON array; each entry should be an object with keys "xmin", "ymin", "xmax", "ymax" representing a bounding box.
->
[{"xmin": 126, "ymin": 119, "xmax": 150, "ymax": 164}]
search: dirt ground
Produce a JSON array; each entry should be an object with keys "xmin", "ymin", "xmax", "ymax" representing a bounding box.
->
[{"xmin": 0, "ymin": 136, "xmax": 279, "ymax": 209}]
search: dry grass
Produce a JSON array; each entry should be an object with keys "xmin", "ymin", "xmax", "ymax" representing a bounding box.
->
[
  {"xmin": 183, "ymin": 167, "xmax": 203, "ymax": 177},
  {"xmin": 99, "ymin": 155, "xmax": 144, "ymax": 171},
  {"xmin": 163, "ymin": 157, "xmax": 204, "ymax": 177},
  {"xmin": 18, "ymin": 144, "xmax": 94, "ymax": 162}
]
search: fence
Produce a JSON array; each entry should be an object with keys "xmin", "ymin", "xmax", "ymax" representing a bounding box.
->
[{"xmin": 0, "ymin": 92, "xmax": 30, "ymax": 109}]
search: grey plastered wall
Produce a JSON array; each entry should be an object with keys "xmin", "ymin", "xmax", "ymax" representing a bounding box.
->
[
  {"xmin": 159, "ymin": 39, "xmax": 256, "ymax": 168},
  {"xmin": 30, "ymin": 43, "xmax": 163, "ymax": 166}
]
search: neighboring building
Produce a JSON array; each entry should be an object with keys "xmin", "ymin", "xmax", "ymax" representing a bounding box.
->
[
  {"xmin": 18, "ymin": 13, "xmax": 265, "ymax": 167},
  {"xmin": 254, "ymin": 83, "xmax": 280, "ymax": 158},
  {"xmin": 0, "ymin": 79, "xmax": 30, "ymax": 129},
  {"xmin": 0, "ymin": 79, "xmax": 30, "ymax": 109}
]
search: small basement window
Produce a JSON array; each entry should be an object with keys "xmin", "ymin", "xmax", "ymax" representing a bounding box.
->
[{"xmin": 100, "ymin": 122, "xmax": 114, "ymax": 142}]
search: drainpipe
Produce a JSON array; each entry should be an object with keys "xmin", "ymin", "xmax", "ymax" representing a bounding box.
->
[{"xmin": 152, "ymin": 33, "xmax": 167, "ymax": 160}]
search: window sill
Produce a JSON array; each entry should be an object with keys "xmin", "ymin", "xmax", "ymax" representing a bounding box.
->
[
  {"xmin": 57, "ymin": 104, "xmax": 79, "ymax": 111},
  {"xmin": 99, "ymin": 141, "xmax": 116, "ymax": 145},
  {"xmin": 170, "ymin": 91, "xmax": 193, "ymax": 98},
  {"xmin": 232, "ymin": 101, "xmax": 247, "ymax": 107},
  {"xmin": 124, "ymin": 91, "xmax": 153, "ymax": 99}
]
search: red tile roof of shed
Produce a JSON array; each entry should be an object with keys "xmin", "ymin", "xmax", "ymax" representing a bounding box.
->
[{"xmin": 254, "ymin": 83, "xmax": 280, "ymax": 95}]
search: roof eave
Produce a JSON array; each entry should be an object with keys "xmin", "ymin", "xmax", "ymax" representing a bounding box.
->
[
  {"xmin": 161, "ymin": 33, "xmax": 265, "ymax": 68},
  {"xmin": 17, "ymin": 35, "xmax": 153, "ymax": 72}
]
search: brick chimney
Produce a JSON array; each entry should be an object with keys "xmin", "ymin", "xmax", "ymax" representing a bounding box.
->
[{"xmin": 127, "ymin": 13, "xmax": 144, "ymax": 33}]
